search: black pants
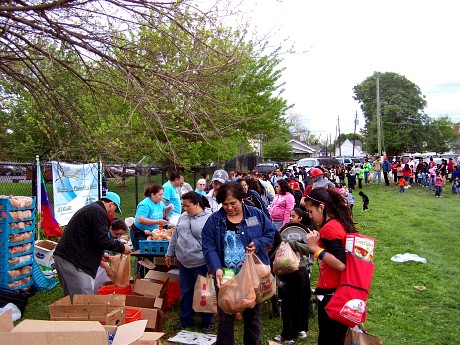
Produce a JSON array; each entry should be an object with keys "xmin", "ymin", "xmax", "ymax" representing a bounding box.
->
[
  {"xmin": 317, "ymin": 294, "xmax": 348, "ymax": 345},
  {"xmin": 280, "ymin": 267, "xmax": 311, "ymax": 340},
  {"xmin": 383, "ymin": 171, "xmax": 390, "ymax": 186}
]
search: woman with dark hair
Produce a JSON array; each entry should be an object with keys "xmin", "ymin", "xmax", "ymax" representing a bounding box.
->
[
  {"xmin": 237, "ymin": 177, "xmax": 269, "ymax": 216},
  {"xmin": 303, "ymin": 188, "xmax": 358, "ymax": 345},
  {"xmin": 202, "ymin": 182, "xmax": 276, "ymax": 345},
  {"xmin": 165, "ymin": 191, "xmax": 213, "ymax": 332},
  {"xmin": 269, "ymin": 179, "xmax": 295, "ymax": 229},
  {"xmin": 130, "ymin": 184, "xmax": 173, "ymax": 251}
]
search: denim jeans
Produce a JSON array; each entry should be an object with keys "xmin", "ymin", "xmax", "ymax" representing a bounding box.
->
[
  {"xmin": 130, "ymin": 227, "xmax": 148, "ymax": 277},
  {"xmin": 373, "ymin": 172, "xmax": 381, "ymax": 184},
  {"xmin": 435, "ymin": 186, "xmax": 442, "ymax": 197},
  {"xmin": 364, "ymin": 171, "xmax": 369, "ymax": 184},
  {"xmin": 178, "ymin": 263, "xmax": 214, "ymax": 328},
  {"xmin": 216, "ymin": 298, "xmax": 262, "ymax": 345}
]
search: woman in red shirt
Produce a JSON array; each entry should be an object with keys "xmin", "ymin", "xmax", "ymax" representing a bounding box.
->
[{"xmin": 304, "ymin": 188, "xmax": 358, "ymax": 345}]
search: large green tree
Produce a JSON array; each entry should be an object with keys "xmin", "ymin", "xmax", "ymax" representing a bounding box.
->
[
  {"xmin": 0, "ymin": 2, "xmax": 290, "ymax": 166},
  {"xmin": 423, "ymin": 116, "xmax": 457, "ymax": 154},
  {"xmin": 353, "ymin": 72, "xmax": 428, "ymax": 156}
]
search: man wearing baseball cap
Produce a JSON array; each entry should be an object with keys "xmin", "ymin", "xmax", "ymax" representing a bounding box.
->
[
  {"xmin": 54, "ymin": 191, "xmax": 131, "ymax": 300},
  {"xmin": 206, "ymin": 169, "xmax": 229, "ymax": 212}
]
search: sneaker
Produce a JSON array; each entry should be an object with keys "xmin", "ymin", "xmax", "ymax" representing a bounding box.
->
[
  {"xmin": 273, "ymin": 335, "xmax": 295, "ymax": 344},
  {"xmin": 201, "ymin": 324, "xmax": 214, "ymax": 334},
  {"xmin": 297, "ymin": 331, "xmax": 307, "ymax": 339}
]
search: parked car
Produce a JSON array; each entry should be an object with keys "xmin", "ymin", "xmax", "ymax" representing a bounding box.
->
[
  {"xmin": 254, "ymin": 163, "xmax": 279, "ymax": 174},
  {"xmin": 335, "ymin": 157, "xmax": 363, "ymax": 167},
  {"xmin": 0, "ymin": 165, "xmax": 14, "ymax": 176},
  {"xmin": 296, "ymin": 157, "xmax": 341, "ymax": 170},
  {"xmin": 0, "ymin": 164, "xmax": 26, "ymax": 176}
]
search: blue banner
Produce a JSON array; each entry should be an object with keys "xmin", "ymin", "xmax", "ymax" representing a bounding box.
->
[{"xmin": 52, "ymin": 161, "xmax": 99, "ymax": 226}]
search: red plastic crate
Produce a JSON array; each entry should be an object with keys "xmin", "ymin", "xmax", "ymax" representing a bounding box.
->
[
  {"xmin": 97, "ymin": 284, "xmax": 132, "ymax": 295},
  {"xmin": 156, "ymin": 280, "xmax": 180, "ymax": 308},
  {"xmin": 124, "ymin": 307, "xmax": 141, "ymax": 323}
]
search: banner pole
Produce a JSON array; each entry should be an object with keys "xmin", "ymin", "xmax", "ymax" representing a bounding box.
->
[{"xmin": 36, "ymin": 155, "xmax": 41, "ymax": 241}]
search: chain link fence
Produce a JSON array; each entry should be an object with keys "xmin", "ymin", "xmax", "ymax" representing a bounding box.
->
[{"xmin": 0, "ymin": 156, "xmax": 260, "ymax": 219}]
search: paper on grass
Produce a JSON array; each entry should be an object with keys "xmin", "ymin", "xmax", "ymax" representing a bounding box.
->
[
  {"xmin": 391, "ymin": 253, "xmax": 427, "ymax": 263},
  {"xmin": 168, "ymin": 330, "xmax": 216, "ymax": 345}
]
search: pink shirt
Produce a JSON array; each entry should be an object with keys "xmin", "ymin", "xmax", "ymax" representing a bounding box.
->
[{"xmin": 269, "ymin": 192, "xmax": 295, "ymax": 227}]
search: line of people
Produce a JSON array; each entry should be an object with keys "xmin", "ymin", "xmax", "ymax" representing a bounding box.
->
[{"xmin": 53, "ymin": 166, "xmax": 364, "ymax": 345}]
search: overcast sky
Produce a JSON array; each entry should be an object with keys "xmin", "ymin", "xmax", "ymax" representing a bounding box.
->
[{"xmin": 231, "ymin": 0, "xmax": 460, "ymax": 140}]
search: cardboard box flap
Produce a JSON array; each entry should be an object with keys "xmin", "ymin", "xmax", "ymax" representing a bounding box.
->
[
  {"xmin": 112, "ymin": 320, "xmax": 148, "ymax": 345},
  {"xmin": 73, "ymin": 294, "xmax": 125, "ymax": 307},
  {"xmin": 133, "ymin": 279, "xmax": 168, "ymax": 298},
  {"xmin": 135, "ymin": 331, "xmax": 165, "ymax": 341},
  {"xmin": 138, "ymin": 258, "xmax": 156, "ymax": 270},
  {"xmin": 11, "ymin": 320, "xmax": 105, "ymax": 333},
  {"xmin": 0, "ymin": 309, "xmax": 13, "ymax": 332},
  {"xmin": 145, "ymin": 270, "xmax": 179, "ymax": 282},
  {"xmin": 1, "ymin": 320, "xmax": 107, "ymax": 345}
]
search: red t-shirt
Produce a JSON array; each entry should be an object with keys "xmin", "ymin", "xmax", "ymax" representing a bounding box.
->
[{"xmin": 316, "ymin": 219, "xmax": 347, "ymax": 290}]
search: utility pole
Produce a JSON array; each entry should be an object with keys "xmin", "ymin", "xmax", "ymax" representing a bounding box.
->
[
  {"xmin": 376, "ymin": 72, "xmax": 382, "ymax": 157},
  {"xmin": 337, "ymin": 116, "xmax": 341, "ymax": 157},
  {"xmin": 353, "ymin": 111, "xmax": 358, "ymax": 157}
]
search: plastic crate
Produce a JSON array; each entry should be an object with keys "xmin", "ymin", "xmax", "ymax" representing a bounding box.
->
[
  {"xmin": 0, "ymin": 287, "xmax": 32, "ymax": 314},
  {"xmin": 0, "ymin": 196, "xmax": 36, "ymax": 211},
  {"xmin": 155, "ymin": 280, "xmax": 180, "ymax": 308},
  {"xmin": 0, "ymin": 209, "xmax": 36, "ymax": 224},
  {"xmin": 0, "ymin": 220, "xmax": 35, "ymax": 235},
  {"xmin": 97, "ymin": 284, "xmax": 132, "ymax": 295},
  {"xmin": 124, "ymin": 307, "xmax": 142, "ymax": 323},
  {"xmin": 0, "ymin": 268, "xmax": 32, "ymax": 284},
  {"xmin": 0, "ymin": 241, "xmax": 34, "ymax": 260},
  {"xmin": 139, "ymin": 240, "xmax": 169, "ymax": 255},
  {"xmin": 0, "ymin": 231, "xmax": 34, "ymax": 248},
  {"xmin": 0, "ymin": 273, "xmax": 32, "ymax": 290},
  {"xmin": 0, "ymin": 253, "xmax": 33, "ymax": 271}
]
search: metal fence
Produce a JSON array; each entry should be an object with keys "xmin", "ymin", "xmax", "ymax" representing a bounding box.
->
[{"xmin": 0, "ymin": 156, "xmax": 260, "ymax": 219}]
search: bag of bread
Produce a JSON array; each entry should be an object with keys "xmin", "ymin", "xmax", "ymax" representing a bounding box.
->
[
  {"xmin": 249, "ymin": 253, "xmax": 276, "ymax": 303},
  {"xmin": 272, "ymin": 241, "xmax": 300, "ymax": 276},
  {"xmin": 218, "ymin": 254, "xmax": 257, "ymax": 314}
]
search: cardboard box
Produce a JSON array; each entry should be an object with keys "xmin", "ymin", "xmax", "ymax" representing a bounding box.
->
[
  {"xmin": 0, "ymin": 310, "xmax": 107, "ymax": 345},
  {"xmin": 49, "ymin": 294, "xmax": 125, "ymax": 325},
  {"xmin": 104, "ymin": 320, "xmax": 165, "ymax": 345},
  {"xmin": 144, "ymin": 270, "xmax": 179, "ymax": 283},
  {"xmin": 1, "ymin": 310, "xmax": 164, "ymax": 345},
  {"xmin": 125, "ymin": 295, "xmax": 164, "ymax": 330},
  {"xmin": 133, "ymin": 277, "xmax": 168, "ymax": 299},
  {"xmin": 144, "ymin": 270, "xmax": 180, "ymax": 308},
  {"xmin": 34, "ymin": 240, "xmax": 57, "ymax": 269},
  {"xmin": 345, "ymin": 234, "xmax": 375, "ymax": 262}
]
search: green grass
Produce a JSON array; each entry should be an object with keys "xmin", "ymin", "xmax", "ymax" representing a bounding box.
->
[{"xmin": 19, "ymin": 181, "xmax": 460, "ymax": 344}]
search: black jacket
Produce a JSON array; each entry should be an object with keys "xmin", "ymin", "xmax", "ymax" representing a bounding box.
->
[{"xmin": 54, "ymin": 201, "xmax": 125, "ymax": 278}]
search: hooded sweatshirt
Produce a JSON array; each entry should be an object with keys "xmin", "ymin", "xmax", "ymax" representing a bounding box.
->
[{"xmin": 165, "ymin": 208, "xmax": 212, "ymax": 268}]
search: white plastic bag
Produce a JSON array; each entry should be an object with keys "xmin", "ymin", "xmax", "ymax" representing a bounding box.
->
[{"xmin": 0, "ymin": 303, "xmax": 21, "ymax": 321}]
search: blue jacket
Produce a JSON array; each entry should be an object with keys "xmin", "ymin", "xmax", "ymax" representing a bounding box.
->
[
  {"xmin": 383, "ymin": 160, "xmax": 391, "ymax": 173},
  {"xmin": 201, "ymin": 204, "xmax": 276, "ymax": 275}
]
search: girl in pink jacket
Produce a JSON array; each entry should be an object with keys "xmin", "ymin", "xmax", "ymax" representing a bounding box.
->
[
  {"xmin": 269, "ymin": 179, "xmax": 295, "ymax": 229},
  {"xmin": 434, "ymin": 172, "xmax": 444, "ymax": 197}
]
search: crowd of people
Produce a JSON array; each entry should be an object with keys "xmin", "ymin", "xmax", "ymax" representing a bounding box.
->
[{"xmin": 53, "ymin": 154, "xmax": 459, "ymax": 345}]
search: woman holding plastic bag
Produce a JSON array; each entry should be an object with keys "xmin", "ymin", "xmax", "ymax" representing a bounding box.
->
[
  {"xmin": 304, "ymin": 188, "xmax": 358, "ymax": 345},
  {"xmin": 165, "ymin": 191, "xmax": 214, "ymax": 333},
  {"xmin": 202, "ymin": 182, "xmax": 276, "ymax": 345}
]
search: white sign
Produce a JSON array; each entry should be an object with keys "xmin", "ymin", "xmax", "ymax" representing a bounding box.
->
[
  {"xmin": 168, "ymin": 330, "xmax": 216, "ymax": 345},
  {"xmin": 52, "ymin": 161, "xmax": 100, "ymax": 226}
]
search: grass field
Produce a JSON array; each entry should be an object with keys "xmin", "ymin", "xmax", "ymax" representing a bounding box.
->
[{"xmin": 15, "ymin": 179, "xmax": 460, "ymax": 344}]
